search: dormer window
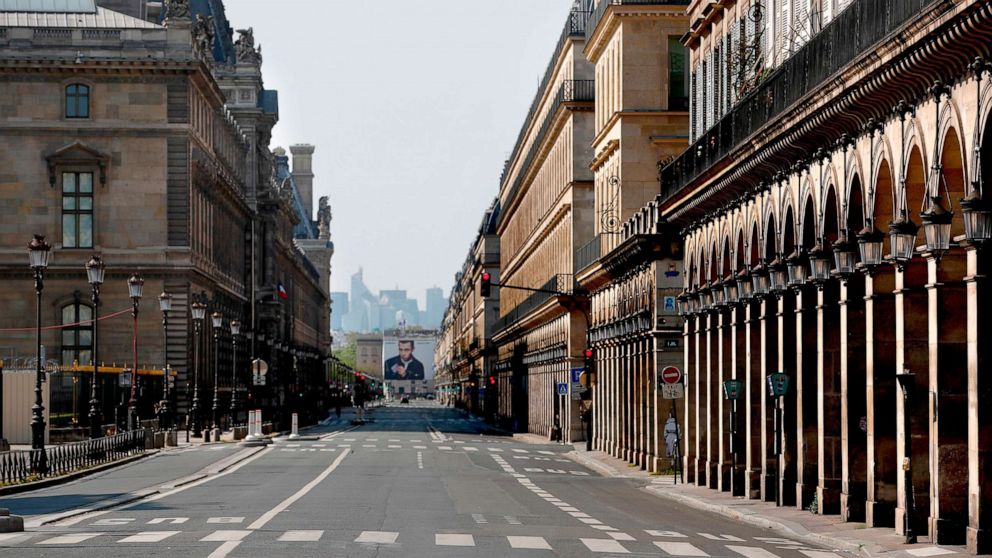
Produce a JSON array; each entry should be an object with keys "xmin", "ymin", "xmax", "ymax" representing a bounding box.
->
[{"xmin": 66, "ymin": 84, "xmax": 90, "ymax": 119}]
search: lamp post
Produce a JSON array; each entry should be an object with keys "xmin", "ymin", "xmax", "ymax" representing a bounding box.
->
[
  {"xmin": 211, "ymin": 311, "xmax": 223, "ymax": 431},
  {"xmin": 190, "ymin": 299, "xmax": 206, "ymax": 435},
  {"xmin": 85, "ymin": 255, "xmax": 105, "ymax": 439},
  {"xmin": 28, "ymin": 235, "xmax": 52, "ymax": 473},
  {"xmin": 896, "ymin": 368, "xmax": 918, "ymax": 544},
  {"xmin": 723, "ymin": 378, "xmax": 744, "ymax": 496},
  {"xmin": 229, "ymin": 319, "xmax": 241, "ymax": 428},
  {"xmin": 158, "ymin": 293, "xmax": 173, "ymax": 430},
  {"xmin": 127, "ymin": 274, "xmax": 144, "ymax": 431},
  {"xmin": 767, "ymin": 371, "xmax": 790, "ymax": 506}
]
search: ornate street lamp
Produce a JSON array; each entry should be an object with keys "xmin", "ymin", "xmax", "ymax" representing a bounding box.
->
[
  {"xmin": 699, "ymin": 284, "xmax": 713, "ymax": 313},
  {"xmin": 786, "ymin": 250, "xmax": 808, "ymax": 288},
  {"xmin": 751, "ymin": 262, "xmax": 770, "ymax": 297},
  {"xmin": 722, "ymin": 275, "xmax": 738, "ymax": 305},
  {"xmin": 961, "ymin": 192, "xmax": 992, "ymax": 243},
  {"xmin": 229, "ymin": 319, "xmax": 241, "ymax": 427},
  {"xmin": 28, "ymin": 235, "xmax": 52, "ymax": 473},
  {"xmin": 808, "ymin": 244, "xmax": 832, "ymax": 286},
  {"xmin": 889, "ymin": 214, "xmax": 919, "ymax": 269},
  {"xmin": 85, "ymin": 255, "xmax": 105, "ymax": 439},
  {"xmin": 832, "ymin": 237, "xmax": 856, "ymax": 279},
  {"xmin": 920, "ymin": 196, "xmax": 953, "ymax": 258},
  {"xmin": 857, "ymin": 224, "xmax": 885, "ymax": 273},
  {"xmin": 211, "ymin": 311, "xmax": 223, "ymax": 431},
  {"xmin": 768, "ymin": 256, "xmax": 788, "ymax": 295},
  {"xmin": 736, "ymin": 269, "xmax": 754, "ymax": 302},
  {"xmin": 127, "ymin": 274, "xmax": 144, "ymax": 430},
  {"xmin": 686, "ymin": 288, "xmax": 700, "ymax": 315},
  {"xmin": 158, "ymin": 292, "xmax": 172, "ymax": 430},
  {"xmin": 711, "ymin": 280, "xmax": 726, "ymax": 309},
  {"xmin": 190, "ymin": 299, "xmax": 207, "ymax": 434},
  {"xmin": 676, "ymin": 290, "xmax": 690, "ymax": 317}
]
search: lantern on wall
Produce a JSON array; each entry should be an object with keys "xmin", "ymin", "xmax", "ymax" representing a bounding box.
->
[
  {"xmin": 889, "ymin": 215, "xmax": 919, "ymax": 268},
  {"xmin": 768, "ymin": 257, "xmax": 788, "ymax": 294},
  {"xmin": 736, "ymin": 268, "xmax": 754, "ymax": 301},
  {"xmin": 711, "ymin": 280, "xmax": 726, "ymax": 308},
  {"xmin": 699, "ymin": 284, "xmax": 713, "ymax": 312},
  {"xmin": 808, "ymin": 244, "xmax": 832, "ymax": 285},
  {"xmin": 722, "ymin": 275, "xmax": 738, "ymax": 305},
  {"xmin": 832, "ymin": 237, "xmax": 856, "ymax": 278},
  {"xmin": 676, "ymin": 290, "xmax": 691, "ymax": 317},
  {"xmin": 751, "ymin": 262, "xmax": 770, "ymax": 297},
  {"xmin": 857, "ymin": 225, "xmax": 885, "ymax": 272},
  {"xmin": 687, "ymin": 288, "xmax": 700, "ymax": 315},
  {"xmin": 786, "ymin": 250, "xmax": 808, "ymax": 287},
  {"xmin": 920, "ymin": 196, "xmax": 953, "ymax": 257},
  {"xmin": 961, "ymin": 191, "xmax": 992, "ymax": 243}
]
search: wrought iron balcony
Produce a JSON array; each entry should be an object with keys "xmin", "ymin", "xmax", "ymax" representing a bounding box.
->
[
  {"xmin": 574, "ymin": 235, "xmax": 602, "ymax": 273},
  {"xmin": 492, "ymin": 274, "xmax": 576, "ymax": 334},
  {"xmin": 658, "ymin": 0, "xmax": 941, "ymax": 206}
]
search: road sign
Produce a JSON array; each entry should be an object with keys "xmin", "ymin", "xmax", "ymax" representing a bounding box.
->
[
  {"xmin": 252, "ymin": 358, "xmax": 268, "ymax": 376},
  {"xmin": 661, "ymin": 383, "xmax": 684, "ymax": 400},
  {"xmin": 556, "ymin": 383, "xmax": 569, "ymax": 396},
  {"xmin": 661, "ymin": 366, "xmax": 682, "ymax": 385},
  {"xmin": 570, "ymin": 367, "xmax": 583, "ymax": 400},
  {"xmin": 253, "ymin": 372, "xmax": 266, "ymax": 386}
]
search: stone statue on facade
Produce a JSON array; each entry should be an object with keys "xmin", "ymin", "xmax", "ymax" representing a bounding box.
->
[
  {"xmin": 235, "ymin": 28, "xmax": 262, "ymax": 65},
  {"xmin": 192, "ymin": 15, "xmax": 215, "ymax": 59},
  {"xmin": 164, "ymin": 0, "xmax": 190, "ymax": 20},
  {"xmin": 317, "ymin": 196, "xmax": 332, "ymax": 240}
]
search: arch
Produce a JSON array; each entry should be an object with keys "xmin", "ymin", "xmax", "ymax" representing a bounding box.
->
[
  {"xmin": 823, "ymin": 184, "xmax": 841, "ymax": 247},
  {"xmin": 721, "ymin": 237, "xmax": 732, "ymax": 281},
  {"xmin": 904, "ymin": 145, "xmax": 926, "ymax": 223},
  {"xmin": 749, "ymin": 223, "xmax": 760, "ymax": 267},
  {"xmin": 801, "ymin": 195, "xmax": 817, "ymax": 251},
  {"xmin": 735, "ymin": 228, "xmax": 746, "ymax": 271},
  {"xmin": 873, "ymin": 159, "xmax": 895, "ymax": 229},
  {"xmin": 848, "ymin": 173, "xmax": 866, "ymax": 248},
  {"xmin": 764, "ymin": 213, "xmax": 777, "ymax": 261},
  {"xmin": 938, "ymin": 125, "xmax": 967, "ymax": 239},
  {"xmin": 783, "ymin": 205, "xmax": 797, "ymax": 257}
]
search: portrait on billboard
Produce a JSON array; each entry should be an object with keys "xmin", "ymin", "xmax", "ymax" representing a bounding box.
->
[{"xmin": 384, "ymin": 339, "xmax": 425, "ymax": 380}]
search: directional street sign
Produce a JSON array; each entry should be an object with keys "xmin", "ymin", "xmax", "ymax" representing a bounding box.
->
[
  {"xmin": 570, "ymin": 367, "xmax": 583, "ymax": 401},
  {"xmin": 661, "ymin": 383, "xmax": 684, "ymax": 400},
  {"xmin": 556, "ymin": 383, "xmax": 569, "ymax": 396}
]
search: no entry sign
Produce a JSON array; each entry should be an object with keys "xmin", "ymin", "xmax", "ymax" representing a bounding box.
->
[{"xmin": 661, "ymin": 366, "xmax": 682, "ymax": 385}]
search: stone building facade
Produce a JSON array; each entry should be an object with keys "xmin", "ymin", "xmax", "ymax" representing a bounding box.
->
[{"xmin": 0, "ymin": 0, "xmax": 330, "ymax": 439}]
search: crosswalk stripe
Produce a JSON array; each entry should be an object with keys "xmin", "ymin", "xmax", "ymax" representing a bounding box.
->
[
  {"xmin": 647, "ymin": 530, "xmax": 688, "ymax": 537},
  {"xmin": 700, "ymin": 533, "xmax": 746, "ymax": 541},
  {"xmin": 118, "ymin": 531, "xmax": 180, "ymax": 543},
  {"xmin": 654, "ymin": 542, "xmax": 710, "ymax": 556},
  {"xmin": 727, "ymin": 545, "xmax": 781, "ymax": 558},
  {"xmin": 798, "ymin": 552, "xmax": 844, "ymax": 558},
  {"xmin": 436, "ymin": 534, "xmax": 475, "ymax": 546},
  {"xmin": 581, "ymin": 538, "xmax": 630, "ymax": 553},
  {"xmin": 207, "ymin": 517, "xmax": 244, "ymax": 524},
  {"xmin": 904, "ymin": 548, "xmax": 957, "ymax": 557},
  {"xmin": 201, "ymin": 530, "xmax": 251, "ymax": 542},
  {"xmin": 278, "ymin": 530, "xmax": 324, "ymax": 542},
  {"xmin": 472, "ymin": 514, "xmax": 488, "ymax": 524},
  {"xmin": 355, "ymin": 531, "xmax": 398, "ymax": 544},
  {"xmin": 608, "ymin": 532, "xmax": 636, "ymax": 541},
  {"xmin": 38, "ymin": 533, "xmax": 104, "ymax": 545},
  {"xmin": 505, "ymin": 515, "xmax": 522, "ymax": 525},
  {"xmin": 0, "ymin": 533, "xmax": 32, "ymax": 544},
  {"xmin": 508, "ymin": 536, "xmax": 552, "ymax": 550}
]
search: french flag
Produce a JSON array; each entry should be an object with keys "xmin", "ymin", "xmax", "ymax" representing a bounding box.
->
[{"xmin": 277, "ymin": 283, "xmax": 289, "ymax": 299}]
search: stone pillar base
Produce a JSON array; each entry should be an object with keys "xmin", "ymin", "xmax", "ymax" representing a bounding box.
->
[
  {"xmin": 967, "ymin": 526, "xmax": 992, "ymax": 555},
  {"xmin": 816, "ymin": 485, "xmax": 841, "ymax": 515},
  {"xmin": 796, "ymin": 482, "xmax": 815, "ymax": 511},
  {"xmin": 866, "ymin": 499, "xmax": 895, "ymax": 528},
  {"xmin": 760, "ymin": 472, "xmax": 778, "ymax": 503},
  {"xmin": 748, "ymin": 469, "xmax": 762, "ymax": 500},
  {"xmin": 841, "ymin": 482, "xmax": 867, "ymax": 522},
  {"xmin": 895, "ymin": 507, "xmax": 908, "ymax": 537},
  {"xmin": 695, "ymin": 458, "xmax": 707, "ymax": 487},
  {"xmin": 718, "ymin": 462, "xmax": 732, "ymax": 492},
  {"xmin": 930, "ymin": 517, "xmax": 967, "ymax": 546},
  {"xmin": 707, "ymin": 461, "xmax": 719, "ymax": 489}
]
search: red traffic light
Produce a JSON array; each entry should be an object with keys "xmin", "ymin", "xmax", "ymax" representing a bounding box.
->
[
  {"xmin": 488, "ymin": 376, "xmax": 496, "ymax": 386},
  {"xmin": 481, "ymin": 272, "xmax": 491, "ymax": 281},
  {"xmin": 584, "ymin": 348, "xmax": 593, "ymax": 359}
]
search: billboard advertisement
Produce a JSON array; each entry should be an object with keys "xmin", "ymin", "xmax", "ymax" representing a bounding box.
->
[{"xmin": 382, "ymin": 336, "xmax": 435, "ymax": 381}]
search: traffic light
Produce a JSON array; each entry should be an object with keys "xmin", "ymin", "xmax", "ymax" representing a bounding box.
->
[
  {"xmin": 488, "ymin": 375, "xmax": 496, "ymax": 386},
  {"xmin": 581, "ymin": 348, "xmax": 595, "ymax": 388},
  {"xmin": 583, "ymin": 348, "xmax": 594, "ymax": 371},
  {"xmin": 480, "ymin": 271, "xmax": 492, "ymax": 297}
]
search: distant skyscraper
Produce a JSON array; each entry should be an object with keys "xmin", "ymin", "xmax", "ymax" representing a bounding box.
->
[
  {"xmin": 331, "ymin": 292, "xmax": 349, "ymax": 330},
  {"xmin": 425, "ymin": 287, "xmax": 446, "ymax": 329}
]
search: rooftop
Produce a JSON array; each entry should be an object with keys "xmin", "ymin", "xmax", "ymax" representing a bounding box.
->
[
  {"xmin": 0, "ymin": 4, "xmax": 160, "ymax": 28},
  {"xmin": 0, "ymin": 0, "xmax": 95, "ymax": 12}
]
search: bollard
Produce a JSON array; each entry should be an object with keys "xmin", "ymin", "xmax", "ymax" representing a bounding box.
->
[{"xmin": 289, "ymin": 413, "xmax": 299, "ymax": 439}]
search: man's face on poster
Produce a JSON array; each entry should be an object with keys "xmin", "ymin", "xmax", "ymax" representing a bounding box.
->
[{"xmin": 398, "ymin": 341, "xmax": 414, "ymax": 360}]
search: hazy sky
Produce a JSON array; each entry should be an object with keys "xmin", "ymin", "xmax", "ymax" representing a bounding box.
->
[{"xmin": 223, "ymin": 0, "xmax": 576, "ymax": 307}]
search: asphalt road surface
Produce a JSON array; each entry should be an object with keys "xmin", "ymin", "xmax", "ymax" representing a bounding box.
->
[{"xmin": 0, "ymin": 402, "xmax": 857, "ymax": 558}]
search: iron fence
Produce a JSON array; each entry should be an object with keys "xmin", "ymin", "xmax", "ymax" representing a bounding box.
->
[
  {"xmin": 493, "ymin": 274, "xmax": 576, "ymax": 334},
  {"xmin": 659, "ymin": 0, "xmax": 942, "ymax": 204},
  {"xmin": 574, "ymin": 235, "xmax": 602, "ymax": 272},
  {"xmin": 0, "ymin": 429, "xmax": 146, "ymax": 486}
]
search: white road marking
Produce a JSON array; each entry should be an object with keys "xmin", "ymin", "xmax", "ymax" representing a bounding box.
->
[
  {"xmin": 571, "ymin": 471, "xmax": 591, "ymax": 476},
  {"xmin": 569, "ymin": 511, "xmax": 592, "ymax": 518},
  {"xmin": 579, "ymin": 517, "xmax": 604, "ymax": 525},
  {"xmin": 608, "ymin": 532, "xmax": 636, "ymax": 541},
  {"xmin": 413, "ymin": 445, "xmax": 427, "ymax": 449},
  {"xmin": 278, "ymin": 530, "xmax": 324, "ymax": 542},
  {"xmin": 92, "ymin": 518, "xmax": 135, "ymax": 526},
  {"xmin": 417, "ymin": 451, "xmax": 424, "ymax": 470},
  {"xmin": 581, "ymin": 538, "xmax": 630, "ymax": 553},
  {"xmin": 505, "ymin": 515, "xmax": 522, "ymax": 525},
  {"xmin": 436, "ymin": 534, "xmax": 475, "ymax": 546},
  {"xmin": 248, "ymin": 449, "xmax": 350, "ymax": 530},
  {"xmin": 148, "ymin": 517, "xmax": 189, "ymax": 525},
  {"xmin": 206, "ymin": 541, "xmax": 241, "ymax": 558},
  {"xmin": 646, "ymin": 530, "xmax": 688, "ymax": 537},
  {"xmin": 388, "ymin": 445, "xmax": 402, "ymax": 449},
  {"xmin": 362, "ymin": 444, "xmax": 376, "ymax": 448},
  {"xmin": 561, "ymin": 506, "xmax": 580, "ymax": 512},
  {"xmin": 439, "ymin": 446, "xmax": 452, "ymax": 450},
  {"xmin": 286, "ymin": 444, "xmax": 300, "ymax": 448},
  {"xmin": 798, "ymin": 552, "xmax": 844, "ymax": 558},
  {"xmin": 700, "ymin": 533, "xmax": 746, "ymax": 541},
  {"xmin": 508, "ymin": 535, "xmax": 552, "ymax": 550},
  {"xmin": 201, "ymin": 530, "xmax": 251, "ymax": 542},
  {"xmin": 904, "ymin": 549, "xmax": 957, "ymax": 557},
  {"xmin": 755, "ymin": 538, "xmax": 803, "ymax": 546},
  {"xmin": 355, "ymin": 531, "xmax": 398, "ymax": 544},
  {"xmin": 654, "ymin": 541, "xmax": 711, "ymax": 556},
  {"xmin": 37, "ymin": 533, "xmax": 104, "ymax": 545},
  {"xmin": 465, "ymin": 447, "xmax": 479, "ymax": 451},
  {"xmin": 488, "ymin": 448, "xmax": 504, "ymax": 452},
  {"xmin": 727, "ymin": 545, "xmax": 781, "ymax": 558},
  {"xmin": 512, "ymin": 449, "xmax": 529, "ymax": 453},
  {"xmin": 118, "ymin": 531, "xmax": 180, "ymax": 543},
  {"xmin": 472, "ymin": 513, "xmax": 488, "ymax": 524},
  {"xmin": 0, "ymin": 533, "xmax": 33, "ymax": 544},
  {"xmin": 207, "ymin": 517, "xmax": 244, "ymax": 524},
  {"xmin": 388, "ymin": 439, "xmax": 400, "ymax": 442},
  {"xmin": 592, "ymin": 525, "xmax": 618, "ymax": 531},
  {"xmin": 538, "ymin": 450, "xmax": 555, "ymax": 455}
]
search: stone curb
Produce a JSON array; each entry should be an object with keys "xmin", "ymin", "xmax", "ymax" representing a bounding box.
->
[
  {"xmin": 564, "ymin": 450, "xmax": 630, "ymax": 478},
  {"xmin": 0, "ymin": 450, "xmax": 154, "ymax": 498}
]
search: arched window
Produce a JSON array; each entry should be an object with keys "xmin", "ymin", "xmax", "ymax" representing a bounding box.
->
[
  {"xmin": 61, "ymin": 302, "xmax": 93, "ymax": 367},
  {"xmin": 65, "ymin": 84, "xmax": 90, "ymax": 119}
]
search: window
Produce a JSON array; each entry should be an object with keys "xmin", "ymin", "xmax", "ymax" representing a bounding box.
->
[
  {"xmin": 62, "ymin": 172, "xmax": 94, "ymax": 248},
  {"xmin": 61, "ymin": 302, "xmax": 93, "ymax": 367},
  {"xmin": 65, "ymin": 84, "xmax": 90, "ymax": 119},
  {"xmin": 667, "ymin": 37, "xmax": 689, "ymax": 111}
]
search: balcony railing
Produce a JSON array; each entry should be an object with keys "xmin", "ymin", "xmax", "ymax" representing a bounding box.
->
[
  {"xmin": 0, "ymin": 429, "xmax": 146, "ymax": 486},
  {"xmin": 574, "ymin": 235, "xmax": 602, "ymax": 272},
  {"xmin": 587, "ymin": 0, "xmax": 692, "ymax": 42},
  {"xmin": 659, "ymin": 0, "xmax": 941, "ymax": 206},
  {"xmin": 493, "ymin": 274, "xmax": 576, "ymax": 334},
  {"xmin": 500, "ymin": 9, "xmax": 590, "ymax": 187},
  {"xmin": 498, "ymin": 79, "xmax": 595, "ymax": 224}
]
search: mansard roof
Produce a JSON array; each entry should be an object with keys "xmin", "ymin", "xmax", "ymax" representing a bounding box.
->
[
  {"xmin": 274, "ymin": 151, "xmax": 318, "ymax": 240},
  {"xmin": 0, "ymin": 2, "xmax": 160, "ymax": 28}
]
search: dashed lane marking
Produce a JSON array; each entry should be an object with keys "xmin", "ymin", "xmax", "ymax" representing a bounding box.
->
[
  {"xmin": 37, "ymin": 533, "xmax": 104, "ymax": 545},
  {"xmin": 726, "ymin": 546, "xmax": 782, "ymax": 558},
  {"xmin": 118, "ymin": 531, "xmax": 180, "ymax": 543},
  {"xmin": 654, "ymin": 541, "xmax": 711, "ymax": 556},
  {"xmin": 435, "ymin": 534, "xmax": 475, "ymax": 546},
  {"xmin": 200, "ymin": 530, "xmax": 251, "ymax": 542},
  {"xmin": 278, "ymin": 530, "xmax": 324, "ymax": 542},
  {"xmin": 508, "ymin": 536, "xmax": 552, "ymax": 550},
  {"xmin": 581, "ymin": 538, "xmax": 630, "ymax": 553},
  {"xmin": 355, "ymin": 531, "xmax": 398, "ymax": 544}
]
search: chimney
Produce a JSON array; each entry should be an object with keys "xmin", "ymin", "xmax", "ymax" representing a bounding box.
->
[{"xmin": 290, "ymin": 144, "xmax": 316, "ymax": 220}]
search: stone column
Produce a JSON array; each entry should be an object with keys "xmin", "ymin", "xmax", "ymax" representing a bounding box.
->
[
  {"xmin": 731, "ymin": 304, "xmax": 746, "ymax": 496},
  {"xmin": 718, "ymin": 308, "xmax": 732, "ymax": 491},
  {"xmin": 745, "ymin": 299, "xmax": 763, "ymax": 499},
  {"xmin": 817, "ymin": 279, "xmax": 843, "ymax": 514},
  {"xmin": 840, "ymin": 277, "xmax": 868, "ymax": 522},
  {"xmin": 966, "ymin": 244, "xmax": 991, "ymax": 554},
  {"xmin": 796, "ymin": 285, "xmax": 818, "ymax": 510},
  {"xmin": 865, "ymin": 268, "xmax": 897, "ymax": 527},
  {"xmin": 778, "ymin": 293, "xmax": 798, "ymax": 508},
  {"xmin": 696, "ymin": 314, "xmax": 708, "ymax": 486},
  {"xmin": 707, "ymin": 311, "xmax": 719, "ymax": 488},
  {"xmin": 685, "ymin": 318, "xmax": 697, "ymax": 484},
  {"xmin": 927, "ymin": 252, "xmax": 968, "ymax": 545},
  {"xmin": 760, "ymin": 295, "xmax": 779, "ymax": 502}
]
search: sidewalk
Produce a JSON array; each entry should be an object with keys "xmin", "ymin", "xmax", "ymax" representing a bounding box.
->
[{"xmin": 566, "ymin": 448, "xmax": 971, "ymax": 558}]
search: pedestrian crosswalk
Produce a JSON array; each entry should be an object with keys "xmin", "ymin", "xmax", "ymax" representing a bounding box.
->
[{"xmin": 0, "ymin": 526, "xmax": 850, "ymax": 556}]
